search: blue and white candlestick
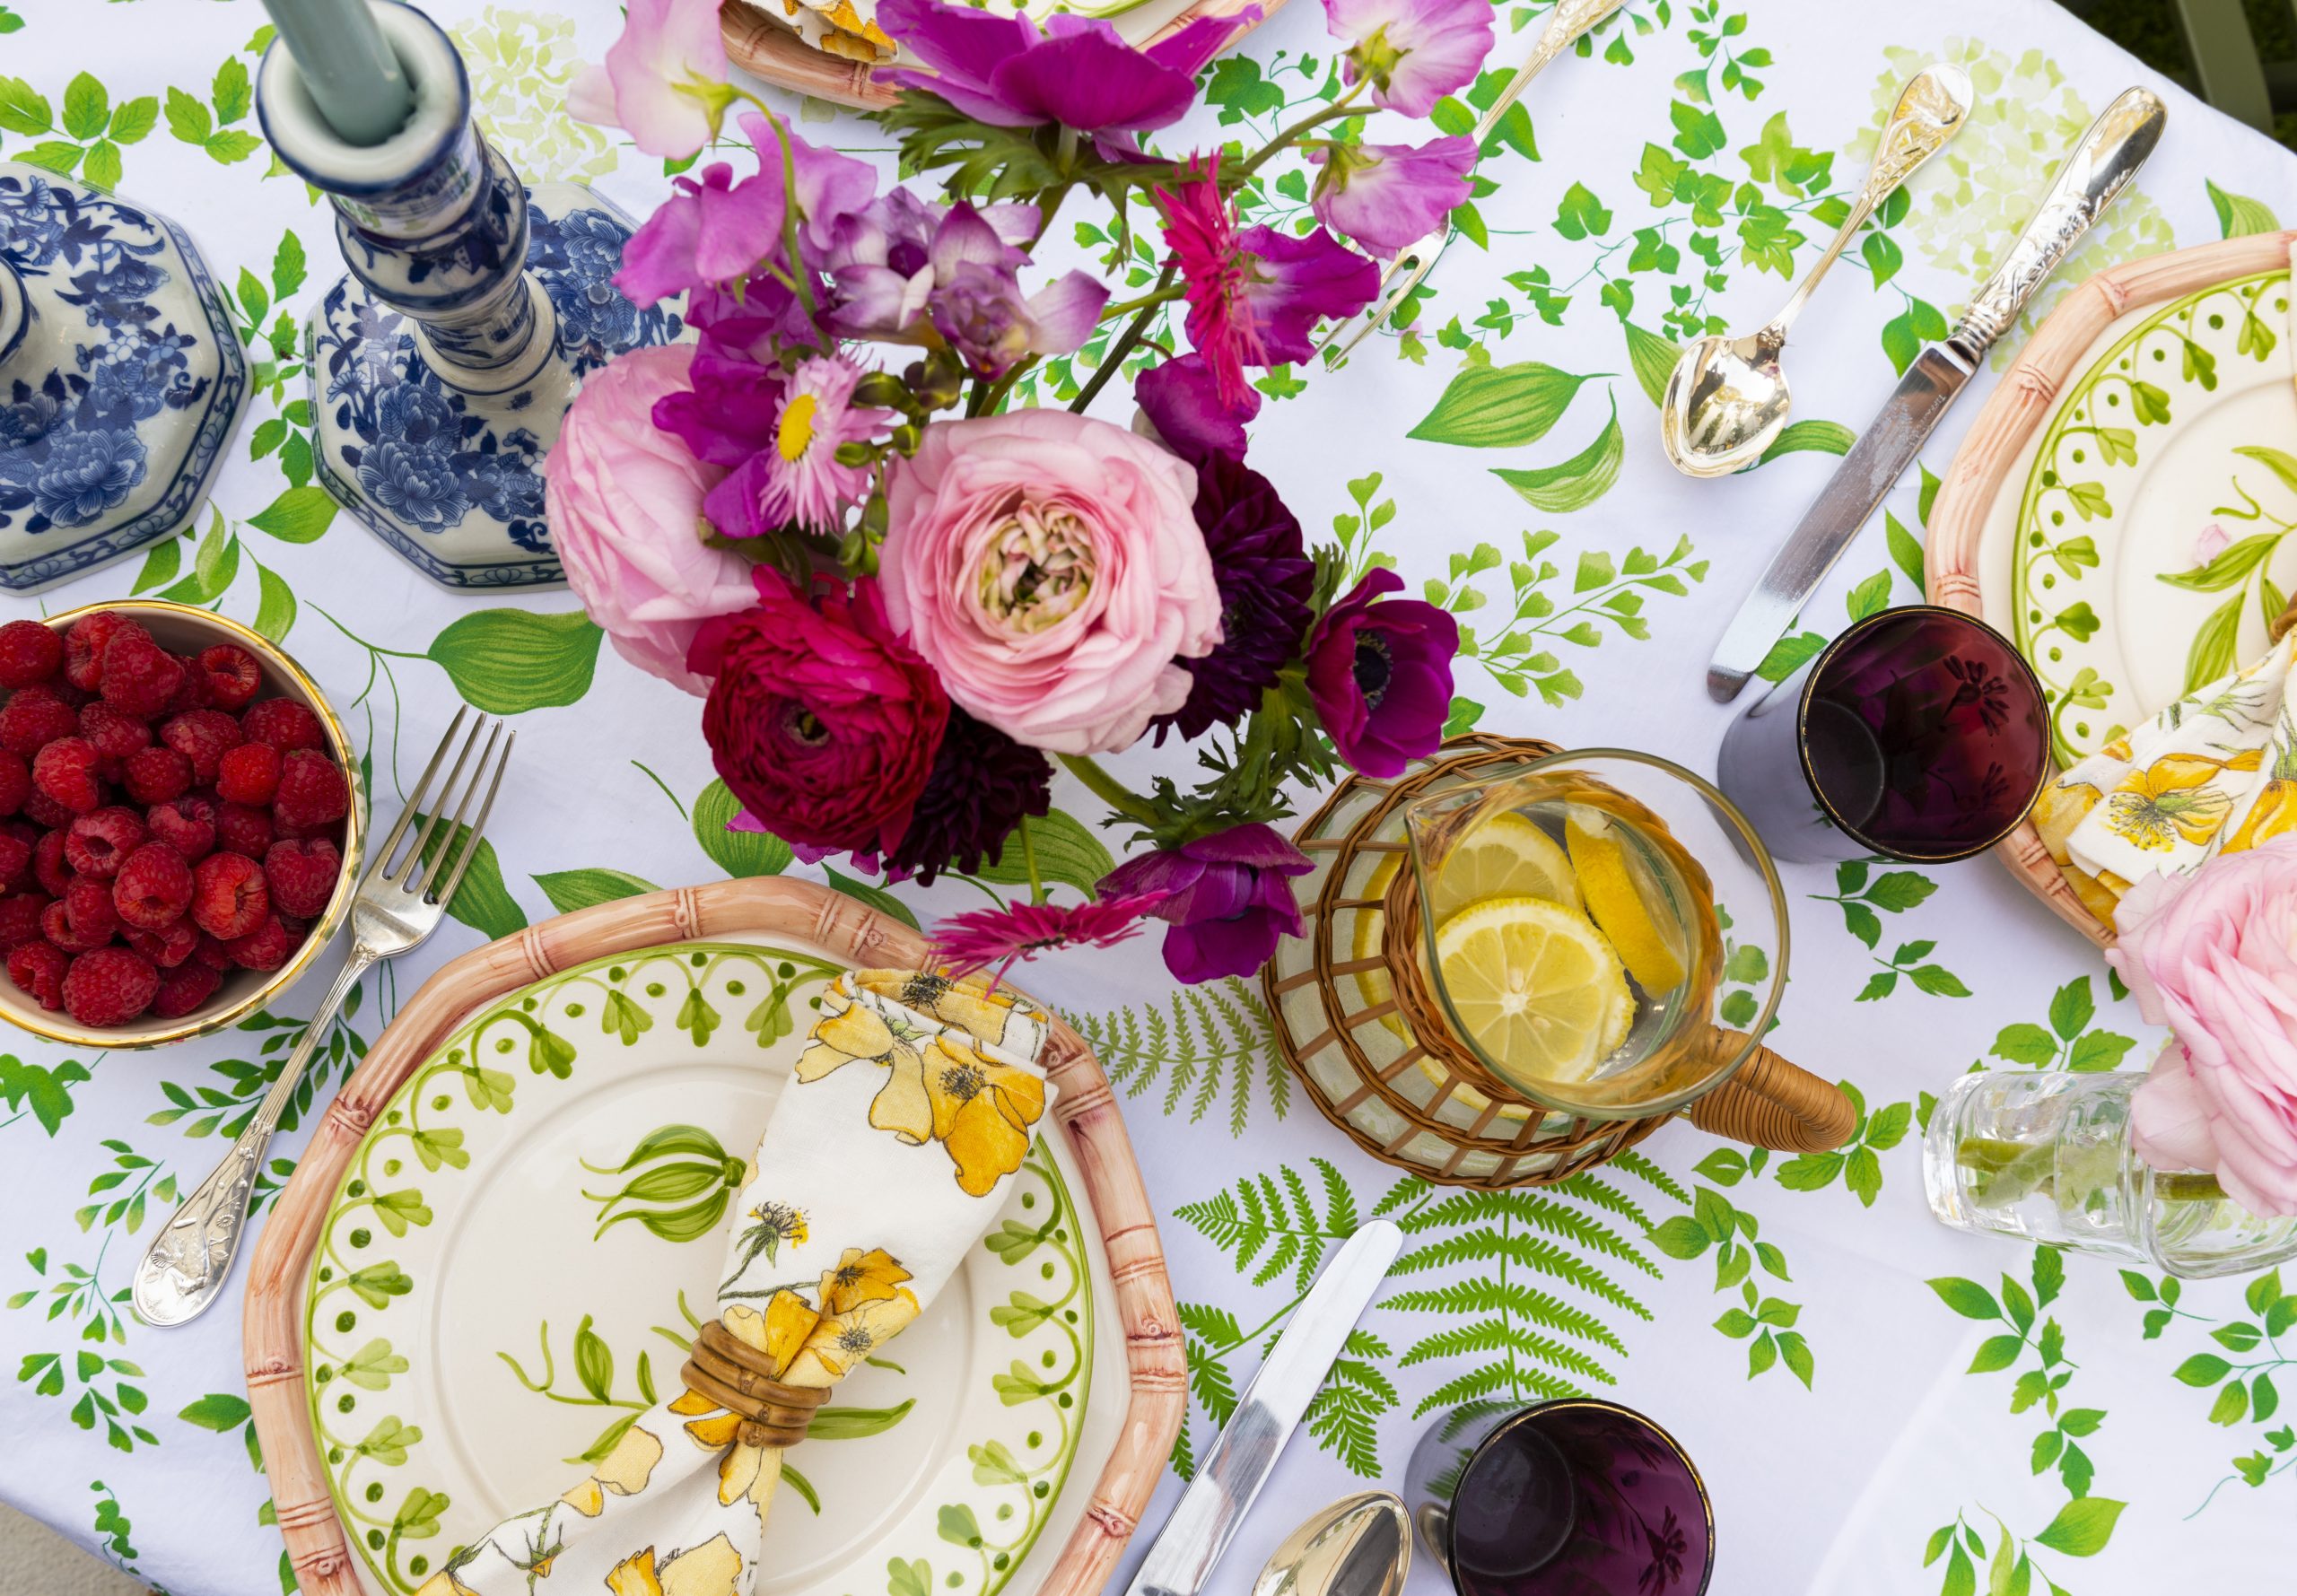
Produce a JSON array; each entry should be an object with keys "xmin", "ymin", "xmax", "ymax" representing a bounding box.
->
[
  {"xmin": 0, "ymin": 163, "xmax": 249, "ymax": 593},
  {"xmin": 258, "ymin": 1, "xmax": 682, "ymax": 589}
]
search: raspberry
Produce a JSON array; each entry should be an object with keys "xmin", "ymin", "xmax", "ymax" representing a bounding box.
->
[
  {"xmin": 31, "ymin": 738, "xmax": 100, "ymax": 814},
  {"xmin": 225, "ymin": 912, "xmax": 301, "ymax": 972},
  {"xmin": 197, "ymin": 645, "xmax": 262, "ymax": 711},
  {"xmin": 126, "ymin": 918, "xmax": 197, "ymax": 969},
  {"xmin": 265, "ymin": 837, "xmax": 342, "ymax": 919},
  {"xmin": 152, "ymin": 960, "xmax": 223, "ymax": 1019},
  {"xmin": 62, "ymin": 946, "xmax": 159, "ymax": 1027},
  {"xmin": 122, "ymin": 746, "xmax": 193, "ymax": 805},
  {"xmin": 62, "ymin": 612, "xmax": 144, "ymax": 692},
  {"xmin": 0, "ymin": 830, "xmax": 27, "ymax": 888},
  {"xmin": 7, "ymin": 940, "xmax": 67, "ymax": 1010},
  {"xmin": 32, "ymin": 831, "xmax": 69, "ymax": 897},
  {"xmin": 191, "ymin": 930, "xmax": 231, "ymax": 971},
  {"xmin": 41, "ymin": 898, "xmax": 104, "ymax": 954},
  {"xmin": 216, "ymin": 742, "xmax": 282, "ymax": 806},
  {"xmin": 216, "ymin": 801, "xmax": 274, "ymax": 859},
  {"xmin": 159, "ymin": 710, "xmax": 240, "ymax": 785},
  {"xmin": 0, "ymin": 750, "xmax": 26, "ymax": 816},
  {"xmin": 113, "ymin": 842, "xmax": 193, "ymax": 930},
  {"xmin": 0, "ymin": 686, "xmax": 82, "ymax": 756},
  {"xmin": 191, "ymin": 850, "xmax": 268, "ymax": 940},
  {"xmin": 97, "ymin": 635, "xmax": 183, "ymax": 719},
  {"xmin": 77, "ymin": 702, "xmax": 153, "ymax": 763},
  {"xmin": 22, "ymin": 789, "xmax": 75, "ymax": 831},
  {"xmin": 163, "ymin": 654, "xmax": 210, "ymax": 714},
  {"xmin": 64, "ymin": 874, "xmax": 122, "ymax": 941},
  {"xmin": 64, "ymin": 807, "xmax": 147, "ymax": 880},
  {"xmin": 240, "ymin": 698, "xmax": 324, "ymax": 754},
  {"xmin": 275, "ymin": 749, "xmax": 349, "ymax": 828},
  {"xmin": 0, "ymin": 621, "xmax": 61, "ymax": 689},
  {"xmin": 146, "ymin": 795, "xmax": 217, "ymax": 863},
  {"xmin": 0, "ymin": 893, "xmax": 49, "ymax": 949}
]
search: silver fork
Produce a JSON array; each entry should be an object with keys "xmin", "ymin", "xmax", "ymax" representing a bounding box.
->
[{"xmin": 132, "ymin": 709, "xmax": 514, "ymax": 1329}]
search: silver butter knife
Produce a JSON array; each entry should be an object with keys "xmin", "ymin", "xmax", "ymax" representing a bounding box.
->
[
  {"xmin": 1125, "ymin": 1220, "xmax": 1405, "ymax": 1596},
  {"xmin": 1705, "ymin": 85, "xmax": 2167, "ymax": 703}
]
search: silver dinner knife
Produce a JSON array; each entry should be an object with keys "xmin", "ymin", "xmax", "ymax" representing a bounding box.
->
[
  {"xmin": 1704, "ymin": 85, "xmax": 2168, "ymax": 703},
  {"xmin": 1125, "ymin": 1220, "xmax": 1405, "ymax": 1596}
]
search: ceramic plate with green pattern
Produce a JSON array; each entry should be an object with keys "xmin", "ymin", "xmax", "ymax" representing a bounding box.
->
[
  {"xmin": 302, "ymin": 941, "xmax": 1119, "ymax": 1596},
  {"xmin": 1995, "ymin": 268, "xmax": 2297, "ymax": 765}
]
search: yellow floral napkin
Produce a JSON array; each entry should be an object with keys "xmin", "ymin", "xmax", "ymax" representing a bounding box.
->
[
  {"xmin": 419, "ymin": 970, "xmax": 1052, "ymax": 1596},
  {"xmin": 750, "ymin": 0, "xmax": 895, "ymax": 65},
  {"xmin": 2033, "ymin": 631, "xmax": 2297, "ymax": 920}
]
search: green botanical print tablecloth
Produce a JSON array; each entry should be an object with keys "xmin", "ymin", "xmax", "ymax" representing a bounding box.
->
[{"xmin": 0, "ymin": 1, "xmax": 2292, "ymax": 1592}]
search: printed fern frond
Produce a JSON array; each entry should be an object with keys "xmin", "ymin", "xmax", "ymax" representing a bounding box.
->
[
  {"xmin": 1384, "ymin": 1279, "xmax": 1629, "ymax": 1355},
  {"xmin": 1065, "ymin": 978, "xmax": 1284, "ymax": 1136},
  {"xmin": 1373, "ymin": 1173, "xmax": 1432, "ymax": 1217},
  {"xmin": 1413, "ymin": 1361, "xmax": 1582, "ymax": 1417},
  {"xmin": 1401, "ymin": 1190, "xmax": 1659, "ymax": 1277},
  {"xmin": 1175, "ymin": 1302, "xmax": 1242, "ymax": 1347},
  {"xmin": 1394, "ymin": 1229, "xmax": 1652, "ymax": 1320},
  {"xmin": 1545, "ymin": 1170, "xmax": 1656, "ymax": 1233},
  {"xmin": 1611, "ymin": 1148, "xmax": 1692, "ymax": 1206},
  {"xmin": 1397, "ymin": 1320, "xmax": 1616, "ymax": 1383}
]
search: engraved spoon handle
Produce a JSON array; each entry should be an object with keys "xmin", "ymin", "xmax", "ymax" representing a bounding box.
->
[
  {"xmin": 130, "ymin": 947, "xmax": 376, "ymax": 1329},
  {"xmin": 1760, "ymin": 61, "xmax": 1973, "ymax": 344}
]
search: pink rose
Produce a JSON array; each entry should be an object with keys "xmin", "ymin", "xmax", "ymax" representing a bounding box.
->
[
  {"xmin": 546, "ymin": 344, "xmax": 757, "ymax": 694},
  {"xmin": 2110, "ymin": 838, "xmax": 2297, "ymax": 1216},
  {"xmin": 881, "ymin": 411, "xmax": 1221, "ymax": 755}
]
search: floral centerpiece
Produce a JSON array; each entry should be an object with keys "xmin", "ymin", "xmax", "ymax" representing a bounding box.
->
[{"xmin": 550, "ymin": 0, "xmax": 1486, "ymax": 981}]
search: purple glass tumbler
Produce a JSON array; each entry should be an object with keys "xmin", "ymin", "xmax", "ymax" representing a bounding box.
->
[{"xmin": 1716, "ymin": 606, "xmax": 2049, "ymax": 864}]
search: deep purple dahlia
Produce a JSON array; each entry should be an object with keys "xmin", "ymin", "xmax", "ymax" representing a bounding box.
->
[{"xmin": 1156, "ymin": 453, "xmax": 1312, "ymax": 742}]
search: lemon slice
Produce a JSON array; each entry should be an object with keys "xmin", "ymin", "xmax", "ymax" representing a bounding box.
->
[
  {"xmin": 1433, "ymin": 896, "xmax": 1633, "ymax": 1084},
  {"xmin": 1564, "ymin": 810, "xmax": 1687, "ymax": 995}
]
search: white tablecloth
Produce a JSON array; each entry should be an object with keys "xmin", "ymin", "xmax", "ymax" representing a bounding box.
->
[{"xmin": 2, "ymin": 1, "xmax": 2293, "ymax": 1592}]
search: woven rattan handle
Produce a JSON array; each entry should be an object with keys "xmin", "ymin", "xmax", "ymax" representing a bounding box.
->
[{"xmin": 1682, "ymin": 1034, "xmax": 1857, "ymax": 1153}]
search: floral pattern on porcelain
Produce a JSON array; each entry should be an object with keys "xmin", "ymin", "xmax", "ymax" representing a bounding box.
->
[{"xmin": 0, "ymin": 164, "xmax": 247, "ymax": 592}]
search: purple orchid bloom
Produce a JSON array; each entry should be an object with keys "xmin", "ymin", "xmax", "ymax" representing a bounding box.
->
[
  {"xmin": 877, "ymin": 0, "xmax": 1259, "ymax": 138},
  {"xmin": 1306, "ymin": 568, "xmax": 1459, "ymax": 778},
  {"xmin": 1323, "ymin": 0, "xmax": 1493, "ymax": 118},
  {"xmin": 1236, "ymin": 224, "xmax": 1381, "ymax": 364},
  {"xmin": 1099, "ymin": 823, "xmax": 1314, "ymax": 983},
  {"xmin": 1136, "ymin": 353, "xmax": 1258, "ymax": 463},
  {"xmin": 1306, "ymin": 136, "xmax": 1476, "ymax": 257}
]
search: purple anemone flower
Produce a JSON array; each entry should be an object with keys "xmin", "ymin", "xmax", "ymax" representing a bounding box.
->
[
  {"xmin": 878, "ymin": 0, "xmax": 1259, "ymax": 137},
  {"xmin": 1306, "ymin": 136, "xmax": 1476, "ymax": 257},
  {"xmin": 1306, "ymin": 568, "xmax": 1458, "ymax": 778},
  {"xmin": 1135, "ymin": 353, "xmax": 1258, "ymax": 463},
  {"xmin": 1099, "ymin": 823, "xmax": 1314, "ymax": 983}
]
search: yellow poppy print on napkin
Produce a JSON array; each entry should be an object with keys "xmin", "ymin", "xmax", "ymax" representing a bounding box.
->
[
  {"xmin": 418, "ymin": 970, "xmax": 1053, "ymax": 1596},
  {"xmin": 2039, "ymin": 631, "xmax": 2297, "ymax": 918}
]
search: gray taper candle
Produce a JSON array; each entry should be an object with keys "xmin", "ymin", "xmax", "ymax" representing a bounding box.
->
[{"xmin": 258, "ymin": 0, "xmax": 415, "ymax": 145}]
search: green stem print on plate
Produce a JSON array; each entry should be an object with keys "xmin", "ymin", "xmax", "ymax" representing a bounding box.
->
[{"xmin": 303, "ymin": 943, "xmax": 1101, "ymax": 1596}]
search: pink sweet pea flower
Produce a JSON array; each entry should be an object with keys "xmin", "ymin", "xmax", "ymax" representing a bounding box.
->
[
  {"xmin": 569, "ymin": 0, "xmax": 733, "ymax": 160},
  {"xmin": 1306, "ymin": 136, "xmax": 1476, "ymax": 257},
  {"xmin": 1323, "ymin": 0, "xmax": 1493, "ymax": 118},
  {"xmin": 613, "ymin": 161, "xmax": 785, "ymax": 307}
]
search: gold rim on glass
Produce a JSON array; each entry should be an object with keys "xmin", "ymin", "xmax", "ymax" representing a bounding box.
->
[{"xmin": 5, "ymin": 600, "xmax": 365, "ymax": 1050}]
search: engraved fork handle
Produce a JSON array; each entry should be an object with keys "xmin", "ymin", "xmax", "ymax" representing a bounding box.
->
[
  {"xmin": 1759, "ymin": 62, "xmax": 1973, "ymax": 347},
  {"xmin": 131, "ymin": 947, "xmax": 377, "ymax": 1329}
]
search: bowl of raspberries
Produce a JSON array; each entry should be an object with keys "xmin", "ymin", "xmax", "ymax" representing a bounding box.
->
[{"xmin": 0, "ymin": 602, "xmax": 362, "ymax": 1044}]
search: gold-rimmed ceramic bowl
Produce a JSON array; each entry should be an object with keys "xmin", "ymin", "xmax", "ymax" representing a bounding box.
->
[{"xmin": 0, "ymin": 600, "xmax": 364, "ymax": 1049}]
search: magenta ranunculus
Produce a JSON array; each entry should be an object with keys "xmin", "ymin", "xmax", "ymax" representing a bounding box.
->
[
  {"xmin": 1099, "ymin": 824, "xmax": 1313, "ymax": 982},
  {"xmin": 568, "ymin": 0, "xmax": 730, "ymax": 160},
  {"xmin": 547, "ymin": 344, "xmax": 759, "ymax": 695},
  {"xmin": 1136, "ymin": 353, "xmax": 1258, "ymax": 463},
  {"xmin": 1323, "ymin": 0, "xmax": 1493, "ymax": 117},
  {"xmin": 693, "ymin": 574, "xmax": 951, "ymax": 859},
  {"xmin": 881, "ymin": 410, "xmax": 1221, "ymax": 755},
  {"xmin": 2110, "ymin": 841, "xmax": 2297, "ymax": 1217},
  {"xmin": 1307, "ymin": 136, "xmax": 1476, "ymax": 257},
  {"xmin": 1306, "ymin": 568, "xmax": 1458, "ymax": 778},
  {"xmin": 878, "ymin": 0, "xmax": 1258, "ymax": 138}
]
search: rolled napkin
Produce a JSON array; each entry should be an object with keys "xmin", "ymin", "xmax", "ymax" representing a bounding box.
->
[
  {"xmin": 419, "ymin": 969, "xmax": 1052, "ymax": 1596},
  {"xmin": 2031, "ymin": 629, "xmax": 2297, "ymax": 922}
]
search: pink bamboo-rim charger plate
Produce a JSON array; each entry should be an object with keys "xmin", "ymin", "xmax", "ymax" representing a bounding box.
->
[{"xmin": 244, "ymin": 876, "xmax": 1183, "ymax": 1596}]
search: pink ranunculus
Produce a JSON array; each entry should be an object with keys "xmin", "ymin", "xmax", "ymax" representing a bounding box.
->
[
  {"xmin": 546, "ymin": 344, "xmax": 758, "ymax": 694},
  {"xmin": 2110, "ymin": 838, "xmax": 2297, "ymax": 1217},
  {"xmin": 881, "ymin": 411, "xmax": 1221, "ymax": 755},
  {"xmin": 568, "ymin": 0, "xmax": 731, "ymax": 160}
]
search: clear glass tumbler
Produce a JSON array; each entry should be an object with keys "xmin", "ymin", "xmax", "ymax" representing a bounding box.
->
[{"xmin": 1924, "ymin": 1068, "xmax": 2297, "ymax": 1278}]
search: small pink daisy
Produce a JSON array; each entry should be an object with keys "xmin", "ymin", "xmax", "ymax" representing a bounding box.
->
[
  {"xmin": 930, "ymin": 893, "xmax": 1168, "ymax": 981},
  {"xmin": 1157, "ymin": 160, "xmax": 1262, "ymax": 411},
  {"xmin": 757, "ymin": 353, "xmax": 893, "ymax": 534}
]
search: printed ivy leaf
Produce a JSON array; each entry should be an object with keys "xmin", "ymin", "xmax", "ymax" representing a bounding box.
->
[
  {"xmin": 177, "ymin": 1393, "xmax": 251, "ymax": 1432},
  {"xmin": 1755, "ymin": 419, "xmax": 1852, "ymax": 464},
  {"xmin": 1552, "ymin": 181, "xmax": 1611, "ymax": 240},
  {"xmin": 249, "ymin": 484, "xmax": 335, "ymax": 544},
  {"xmin": 1490, "ymin": 400, "xmax": 1621, "ymax": 513},
  {"xmin": 692, "ymin": 778, "xmax": 792, "ymax": 879},
  {"xmin": 212, "ymin": 57, "xmax": 251, "ymax": 126},
  {"xmin": 974, "ymin": 808, "xmax": 1114, "ymax": 897},
  {"xmin": 60, "ymin": 73, "xmax": 108, "ymax": 142},
  {"xmin": 426, "ymin": 608, "xmax": 602, "ymax": 713},
  {"xmin": 2031, "ymin": 1497, "xmax": 2124, "ymax": 1557},
  {"xmin": 1992, "ymin": 1023, "xmax": 2057, "ymax": 1065},
  {"xmin": 1753, "ymin": 630, "xmax": 1826, "ymax": 684},
  {"xmin": 0, "ymin": 75, "xmax": 50, "ymax": 135},
  {"xmin": 408, "ymin": 813, "xmax": 526, "ymax": 939},
  {"xmin": 203, "ymin": 128, "xmax": 263, "ymax": 164},
  {"xmin": 1845, "ymin": 571, "xmax": 1892, "ymax": 623},
  {"xmin": 1927, "ymin": 1277, "xmax": 1999, "ymax": 1320},
  {"xmin": 162, "ymin": 84, "xmax": 210, "ymax": 144},
  {"xmin": 2209, "ymin": 179, "xmax": 2281, "ymax": 239},
  {"xmin": 0, "ymin": 1057, "xmax": 92, "ymax": 1136},
  {"xmin": 108, "ymin": 96, "xmax": 157, "ymax": 145},
  {"xmin": 1408, "ymin": 361, "xmax": 1599, "ymax": 449},
  {"xmin": 533, "ymin": 868, "xmax": 660, "ymax": 915}
]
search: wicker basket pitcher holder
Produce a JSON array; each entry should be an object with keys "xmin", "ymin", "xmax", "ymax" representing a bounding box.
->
[{"xmin": 1264, "ymin": 736, "xmax": 1855, "ymax": 1189}]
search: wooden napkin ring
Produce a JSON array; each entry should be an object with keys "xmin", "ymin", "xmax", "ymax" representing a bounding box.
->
[
  {"xmin": 2275, "ymin": 590, "xmax": 2297, "ymax": 645},
  {"xmin": 680, "ymin": 1320, "xmax": 831, "ymax": 1448}
]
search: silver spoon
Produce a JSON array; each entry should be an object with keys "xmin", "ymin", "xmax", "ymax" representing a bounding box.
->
[
  {"xmin": 1659, "ymin": 61, "xmax": 1975, "ymax": 478},
  {"xmin": 1319, "ymin": 0, "xmax": 1627, "ymax": 362},
  {"xmin": 1251, "ymin": 1493, "xmax": 1411, "ymax": 1596}
]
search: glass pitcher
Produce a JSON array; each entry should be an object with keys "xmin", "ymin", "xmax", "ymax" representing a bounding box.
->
[{"xmin": 1386, "ymin": 749, "xmax": 1852, "ymax": 1148}]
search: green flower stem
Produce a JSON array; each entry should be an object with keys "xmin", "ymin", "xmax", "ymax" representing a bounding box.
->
[
  {"xmin": 1101, "ymin": 285, "xmax": 1186, "ymax": 320},
  {"xmin": 1056, "ymin": 754, "xmax": 1160, "ymax": 829},
  {"xmin": 1068, "ymin": 261, "xmax": 1177, "ymax": 415},
  {"xmin": 1955, "ymin": 1136, "xmax": 2229, "ymax": 1205},
  {"xmin": 1237, "ymin": 85, "xmax": 1365, "ymax": 179},
  {"xmin": 736, "ymin": 92, "xmax": 819, "ymax": 322}
]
